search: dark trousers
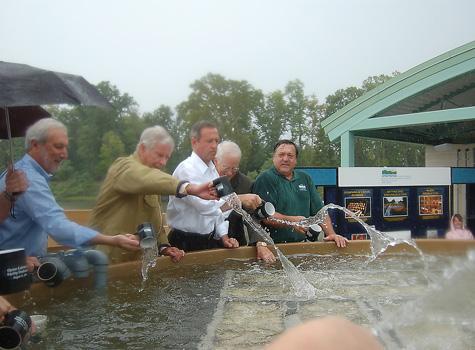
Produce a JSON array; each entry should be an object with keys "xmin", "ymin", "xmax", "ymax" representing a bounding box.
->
[
  {"xmin": 227, "ymin": 211, "xmax": 249, "ymax": 246},
  {"xmin": 168, "ymin": 228, "xmax": 221, "ymax": 252}
]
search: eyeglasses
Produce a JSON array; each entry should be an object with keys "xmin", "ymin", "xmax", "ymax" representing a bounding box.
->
[{"xmin": 223, "ymin": 167, "xmax": 239, "ymax": 174}]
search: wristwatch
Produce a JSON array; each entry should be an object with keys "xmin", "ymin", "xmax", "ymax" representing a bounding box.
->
[
  {"xmin": 256, "ymin": 241, "xmax": 268, "ymax": 247},
  {"xmin": 176, "ymin": 181, "xmax": 190, "ymax": 198}
]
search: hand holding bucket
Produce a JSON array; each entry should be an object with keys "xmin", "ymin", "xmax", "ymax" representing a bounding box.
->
[
  {"xmin": 136, "ymin": 222, "xmax": 157, "ymax": 249},
  {"xmin": 0, "ymin": 310, "xmax": 32, "ymax": 349}
]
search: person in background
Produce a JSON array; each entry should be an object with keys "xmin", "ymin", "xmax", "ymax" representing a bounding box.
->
[
  {"xmin": 215, "ymin": 141, "xmax": 275, "ymax": 263},
  {"xmin": 90, "ymin": 125, "xmax": 217, "ymax": 263},
  {"xmin": 0, "ymin": 118, "xmax": 140, "ymax": 258},
  {"xmin": 167, "ymin": 120, "xmax": 261, "ymax": 252},
  {"xmin": 253, "ymin": 139, "xmax": 348, "ymax": 247},
  {"xmin": 0, "ymin": 165, "xmax": 29, "ymax": 222},
  {"xmin": 445, "ymin": 214, "xmax": 474, "ymax": 240}
]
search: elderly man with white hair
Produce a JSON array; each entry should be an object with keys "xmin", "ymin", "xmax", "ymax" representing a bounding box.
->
[
  {"xmin": 90, "ymin": 125, "xmax": 216, "ymax": 263},
  {"xmin": 0, "ymin": 118, "xmax": 140, "ymax": 268},
  {"xmin": 215, "ymin": 140, "xmax": 276, "ymax": 263}
]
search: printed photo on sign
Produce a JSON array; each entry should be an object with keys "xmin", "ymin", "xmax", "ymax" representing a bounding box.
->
[
  {"xmin": 351, "ymin": 233, "xmax": 368, "ymax": 240},
  {"xmin": 419, "ymin": 195, "xmax": 443, "ymax": 215},
  {"xmin": 344, "ymin": 197, "xmax": 371, "ymax": 218},
  {"xmin": 383, "ymin": 196, "xmax": 408, "ymax": 217}
]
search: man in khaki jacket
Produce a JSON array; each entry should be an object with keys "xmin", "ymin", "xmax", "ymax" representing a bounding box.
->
[{"xmin": 90, "ymin": 126, "xmax": 216, "ymax": 263}]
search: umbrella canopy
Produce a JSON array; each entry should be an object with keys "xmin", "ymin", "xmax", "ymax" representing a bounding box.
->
[
  {"xmin": 0, "ymin": 61, "xmax": 112, "ymax": 165},
  {"xmin": 0, "ymin": 106, "xmax": 50, "ymax": 139},
  {"xmin": 0, "ymin": 61, "xmax": 112, "ymax": 109}
]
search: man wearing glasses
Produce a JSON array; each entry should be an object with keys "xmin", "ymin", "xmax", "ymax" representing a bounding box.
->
[{"xmin": 215, "ymin": 141, "xmax": 276, "ymax": 263}]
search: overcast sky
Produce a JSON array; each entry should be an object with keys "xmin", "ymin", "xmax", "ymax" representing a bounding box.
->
[{"xmin": 2, "ymin": 0, "xmax": 474, "ymax": 113}]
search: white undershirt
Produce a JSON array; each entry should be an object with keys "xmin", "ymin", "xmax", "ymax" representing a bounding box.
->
[{"xmin": 167, "ymin": 152, "xmax": 228, "ymax": 238}]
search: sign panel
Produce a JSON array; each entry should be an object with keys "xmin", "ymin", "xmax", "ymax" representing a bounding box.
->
[
  {"xmin": 339, "ymin": 167, "xmax": 451, "ymax": 187},
  {"xmin": 382, "ymin": 188, "xmax": 409, "ymax": 222},
  {"xmin": 342, "ymin": 188, "xmax": 372, "ymax": 221},
  {"xmin": 417, "ymin": 187, "xmax": 444, "ymax": 219}
]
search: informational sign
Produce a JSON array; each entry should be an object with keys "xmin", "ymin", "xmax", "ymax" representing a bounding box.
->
[
  {"xmin": 343, "ymin": 188, "xmax": 372, "ymax": 221},
  {"xmin": 339, "ymin": 167, "xmax": 451, "ymax": 187},
  {"xmin": 418, "ymin": 187, "xmax": 444, "ymax": 220},
  {"xmin": 382, "ymin": 188, "xmax": 409, "ymax": 222}
]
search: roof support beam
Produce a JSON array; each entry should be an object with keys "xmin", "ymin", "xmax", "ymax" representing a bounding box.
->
[
  {"xmin": 340, "ymin": 131, "xmax": 355, "ymax": 167},
  {"xmin": 326, "ymin": 57, "xmax": 475, "ymax": 141},
  {"xmin": 350, "ymin": 106, "xmax": 475, "ymax": 131}
]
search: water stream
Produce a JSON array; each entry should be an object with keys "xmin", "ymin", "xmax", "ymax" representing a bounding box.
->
[
  {"xmin": 225, "ymin": 193, "xmax": 316, "ymax": 299},
  {"xmin": 140, "ymin": 196, "xmax": 427, "ymax": 297},
  {"xmin": 227, "ymin": 196, "xmax": 430, "ymax": 298},
  {"xmin": 139, "ymin": 245, "xmax": 158, "ymax": 291},
  {"xmin": 270, "ymin": 203, "xmax": 425, "ymax": 262}
]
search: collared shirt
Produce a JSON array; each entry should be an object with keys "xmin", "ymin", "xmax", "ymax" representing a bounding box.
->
[
  {"xmin": 167, "ymin": 152, "xmax": 228, "ymax": 238},
  {"xmin": 0, "ymin": 154, "xmax": 98, "ymax": 257},
  {"xmin": 252, "ymin": 166, "xmax": 323, "ymax": 243}
]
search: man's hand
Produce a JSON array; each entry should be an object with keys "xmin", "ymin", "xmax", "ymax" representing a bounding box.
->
[
  {"xmin": 5, "ymin": 165, "xmax": 28, "ymax": 196},
  {"xmin": 187, "ymin": 182, "xmax": 218, "ymax": 200},
  {"xmin": 237, "ymin": 194, "xmax": 262, "ymax": 210},
  {"xmin": 324, "ymin": 233, "xmax": 349, "ymax": 248},
  {"xmin": 257, "ymin": 246, "xmax": 276, "ymax": 263},
  {"xmin": 113, "ymin": 234, "xmax": 141, "ymax": 251},
  {"xmin": 0, "ymin": 296, "xmax": 15, "ymax": 323},
  {"xmin": 162, "ymin": 247, "xmax": 185, "ymax": 263},
  {"xmin": 221, "ymin": 235, "xmax": 239, "ymax": 248},
  {"xmin": 26, "ymin": 256, "xmax": 40, "ymax": 273}
]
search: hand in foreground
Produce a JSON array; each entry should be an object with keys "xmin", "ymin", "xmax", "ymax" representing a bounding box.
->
[
  {"xmin": 0, "ymin": 296, "xmax": 15, "ymax": 323},
  {"xmin": 187, "ymin": 182, "xmax": 218, "ymax": 200},
  {"xmin": 114, "ymin": 234, "xmax": 141, "ymax": 251},
  {"xmin": 237, "ymin": 194, "xmax": 262, "ymax": 210},
  {"xmin": 257, "ymin": 246, "xmax": 276, "ymax": 263},
  {"xmin": 266, "ymin": 316, "xmax": 382, "ymax": 350},
  {"xmin": 162, "ymin": 247, "xmax": 185, "ymax": 263},
  {"xmin": 26, "ymin": 256, "xmax": 40, "ymax": 272},
  {"xmin": 5, "ymin": 165, "xmax": 28, "ymax": 195},
  {"xmin": 221, "ymin": 235, "xmax": 239, "ymax": 249},
  {"xmin": 324, "ymin": 233, "xmax": 349, "ymax": 248}
]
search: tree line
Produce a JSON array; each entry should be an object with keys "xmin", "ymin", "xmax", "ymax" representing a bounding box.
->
[{"xmin": 0, "ymin": 72, "xmax": 424, "ymax": 202}]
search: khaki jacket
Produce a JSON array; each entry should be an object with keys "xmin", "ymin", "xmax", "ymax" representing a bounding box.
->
[{"xmin": 89, "ymin": 153, "xmax": 179, "ymax": 263}]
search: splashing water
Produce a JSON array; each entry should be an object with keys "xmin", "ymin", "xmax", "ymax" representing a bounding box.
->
[
  {"xmin": 270, "ymin": 203, "xmax": 425, "ymax": 262},
  {"xmin": 224, "ymin": 193, "xmax": 316, "ymax": 299},
  {"xmin": 373, "ymin": 250, "xmax": 475, "ymax": 349},
  {"xmin": 139, "ymin": 245, "xmax": 159, "ymax": 291}
]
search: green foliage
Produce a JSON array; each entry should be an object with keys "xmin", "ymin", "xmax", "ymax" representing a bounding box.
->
[
  {"xmin": 175, "ymin": 73, "xmax": 265, "ymax": 174},
  {"xmin": 98, "ymin": 131, "xmax": 126, "ymax": 175},
  {"xmin": 285, "ymin": 80, "xmax": 308, "ymax": 147}
]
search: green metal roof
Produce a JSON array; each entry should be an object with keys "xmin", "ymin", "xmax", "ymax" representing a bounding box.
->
[{"xmin": 322, "ymin": 41, "xmax": 475, "ymax": 145}]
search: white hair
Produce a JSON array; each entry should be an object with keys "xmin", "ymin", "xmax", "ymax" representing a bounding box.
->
[
  {"xmin": 25, "ymin": 118, "xmax": 67, "ymax": 151},
  {"xmin": 136, "ymin": 125, "xmax": 175, "ymax": 152},
  {"xmin": 216, "ymin": 140, "xmax": 242, "ymax": 162}
]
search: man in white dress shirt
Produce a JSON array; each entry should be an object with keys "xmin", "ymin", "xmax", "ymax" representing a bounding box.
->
[{"xmin": 167, "ymin": 120, "xmax": 261, "ymax": 252}]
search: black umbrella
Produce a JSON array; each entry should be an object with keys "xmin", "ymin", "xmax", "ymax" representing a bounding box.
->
[
  {"xmin": 0, "ymin": 61, "xmax": 112, "ymax": 164},
  {"xmin": 0, "ymin": 106, "xmax": 51, "ymax": 138},
  {"xmin": 0, "ymin": 61, "xmax": 112, "ymax": 108},
  {"xmin": 0, "ymin": 106, "xmax": 51, "ymax": 163},
  {"xmin": 0, "ymin": 61, "xmax": 113, "ymax": 217}
]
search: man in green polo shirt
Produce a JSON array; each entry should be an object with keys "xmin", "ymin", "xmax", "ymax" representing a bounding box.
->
[{"xmin": 253, "ymin": 140, "xmax": 348, "ymax": 246}]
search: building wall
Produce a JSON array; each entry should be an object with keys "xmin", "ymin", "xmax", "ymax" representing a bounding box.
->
[
  {"xmin": 425, "ymin": 143, "xmax": 475, "ymax": 225},
  {"xmin": 425, "ymin": 143, "xmax": 475, "ymax": 167}
]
